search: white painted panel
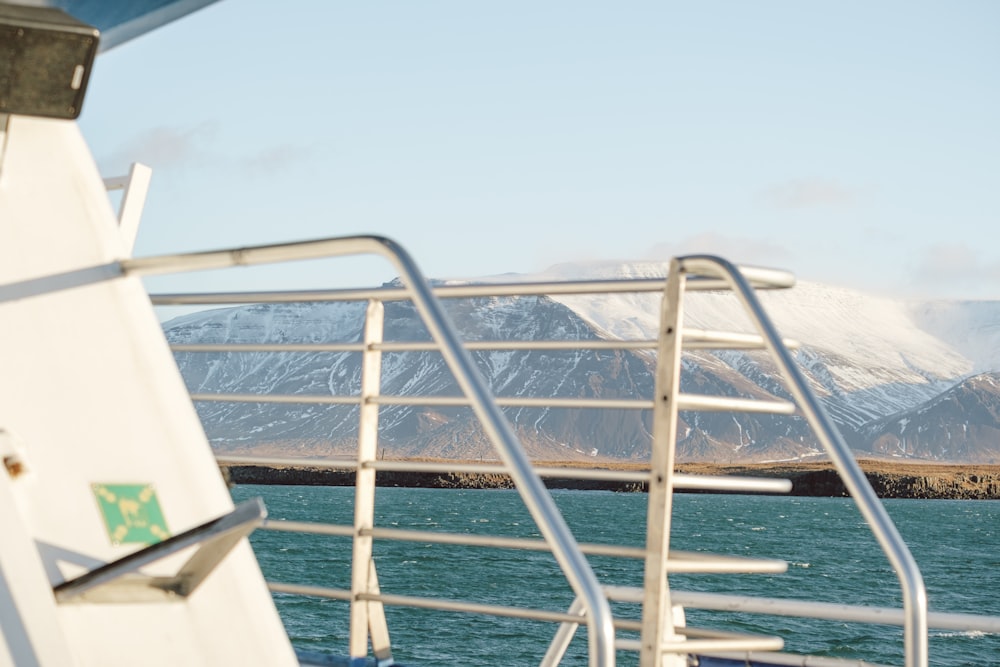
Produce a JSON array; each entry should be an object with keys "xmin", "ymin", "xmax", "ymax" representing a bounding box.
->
[{"xmin": 0, "ymin": 117, "xmax": 298, "ymax": 666}]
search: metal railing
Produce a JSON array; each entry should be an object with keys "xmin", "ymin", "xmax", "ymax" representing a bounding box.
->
[
  {"xmin": 98, "ymin": 234, "xmax": 996, "ymax": 666},
  {"xmin": 674, "ymin": 256, "xmax": 930, "ymax": 666},
  {"xmin": 134, "ymin": 235, "xmax": 619, "ymax": 666}
]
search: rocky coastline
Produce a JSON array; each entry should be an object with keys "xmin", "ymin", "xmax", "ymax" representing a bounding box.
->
[{"xmin": 221, "ymin": 460, "xmax": 1000, "ymax": 500}]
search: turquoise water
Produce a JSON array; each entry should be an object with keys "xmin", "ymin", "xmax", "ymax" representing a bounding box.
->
[{"xmin": 231, "ymin": 486, "xmax": 1000, "ymax": 666}]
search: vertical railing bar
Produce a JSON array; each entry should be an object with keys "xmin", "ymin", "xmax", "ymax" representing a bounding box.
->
[
  {"xmin": 349, "ymin": 299, "xmax": 387, "ymax": 661},
  {"xmin": 639, "ymin": 261, "xmax": 686, "ymax": 667},
  {"xmin": 678, "ymin": 254, "xmax": 929, "ymax": 667}
]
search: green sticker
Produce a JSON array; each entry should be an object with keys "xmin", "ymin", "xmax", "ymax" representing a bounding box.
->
[{"xmin": 92, "ymin": 483, "xmax": 170, "ymax": 546}]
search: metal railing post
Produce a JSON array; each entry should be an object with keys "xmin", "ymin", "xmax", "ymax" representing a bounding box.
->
[
  {"xmin": 349, "ymin": 299, "xmax": 387, "ymax": 662},
  {"xmin": 639, "ymin": 260, "xmax": 686, "ymax": 667}
]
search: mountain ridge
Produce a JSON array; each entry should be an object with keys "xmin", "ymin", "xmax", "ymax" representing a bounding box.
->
[{"xmin": 162, "ymin": 262, "xmax": 1000, "ymax": 464}]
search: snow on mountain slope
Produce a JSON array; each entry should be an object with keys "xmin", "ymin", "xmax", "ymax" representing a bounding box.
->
[
  {"xmin": 164, "ymin": 296, "xmax": 666, "ymax": 459},
  {"xmin": 161, "ymin": 260, "xmax": 1000, "ymax": 462},
  {"xmin": 481, "ymin": 261, "xmax": 976, "ymax": 426},
  {"xmin": 513, "ymin": 260, "xmax": 970, "ymax": 380},
  {"xmin": 854, "ymin": 372, "xmax": 1000, "ymax": 463},
  {"xmin": 910, "ymin": 300, "xmax": 1000, "ymax": 374}
]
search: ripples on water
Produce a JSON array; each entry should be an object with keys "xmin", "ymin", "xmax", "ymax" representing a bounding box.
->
[{"xmin": 231, "ymin": 486, "xmax": 1000, "ymax": 666}]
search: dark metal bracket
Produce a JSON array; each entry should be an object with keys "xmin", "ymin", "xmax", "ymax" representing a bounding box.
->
[{"xmin": 54, "ymin": 498, "xmax": 266, "ymax": 603}]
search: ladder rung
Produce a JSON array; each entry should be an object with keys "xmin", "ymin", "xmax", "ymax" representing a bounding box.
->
[
  {"xmin": 682, "ymin": 328, "xmax": 800, "ymax": 351},
  {"xmin": 677, "ymin": 394, "xmax": 797, "ymax": 414},
  {"xmin": 673, "ymin": 473, "xmax": 792, "ymax": 494}
]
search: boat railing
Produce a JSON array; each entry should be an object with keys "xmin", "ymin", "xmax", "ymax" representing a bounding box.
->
[
  {"xmin": 673, "ymin": 256, "xmax": 931, "ymax": 665},
  {"xmin": 119, "ymin": 235, "xmax": 1000, "ymax": 666},
  {"xmin": 134, "ymin": 235, "xmax": 619, "ymax": 666}
]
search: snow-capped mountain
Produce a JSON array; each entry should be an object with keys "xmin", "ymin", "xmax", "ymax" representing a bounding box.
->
[
  {"xmin": 853, "ymin": 373, "xmax": 1000, "ymax": 463},
  {"xmin": 162, "ymin": 262, "xmax": 1000, "ymax": 463},
  {"xmin": 166, "ymin": 295, "xmax": 659, "ymax": 459}
]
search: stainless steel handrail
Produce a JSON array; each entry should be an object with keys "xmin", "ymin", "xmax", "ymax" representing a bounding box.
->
[
  {"xmin": 217, "ymin": 455, "xmax": 794, "ymax": 495},
  {"xmin": 147, "ymin": 240, "xmax": 929, "ymax": 666},
  {"xmin": 3, "ymin": 231, "xmax": 986, "ymax": 665},
  {"xmin": 126, "ymin": 234, "xmax": 618, "ymax": 667},
  {"xmin": 676, "ymin": 254, "xmax": 930, "ymax": 667},
  {"xmin": 147, "ymin": 269, "xmax": 792, "ymax": 307}
]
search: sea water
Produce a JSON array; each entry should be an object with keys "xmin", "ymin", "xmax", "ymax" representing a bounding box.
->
[{"xmin": 231, "ymin": 485, "xmax": 1000, "ymax": 666}]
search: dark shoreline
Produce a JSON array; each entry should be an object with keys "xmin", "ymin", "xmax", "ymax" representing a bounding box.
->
[{"xmin": 221, "ymin": 461, "xmax": 1000, "ymax": 499}]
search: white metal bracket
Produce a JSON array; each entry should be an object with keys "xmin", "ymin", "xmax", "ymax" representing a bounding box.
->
[{"xmin": 103, "ymin": 162, "xmax": 152, "ymax": 255}]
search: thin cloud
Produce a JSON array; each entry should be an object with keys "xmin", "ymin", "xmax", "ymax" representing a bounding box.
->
[
  {"xmin": 102, "ymin": 122, "xmax": 219, "ymax": 173},
  {"xmin": 645, "ymin": 232, "xmax": 791, "ymax": 267},
  {"xmin": 240, "ymin": 144, "xmax": 314, "ymax": 178},
  {"xmin": 101, "ymin": 125, "xmax": 312, "ymax": 180},
  {"xmin": 760, "ymin": 179, "xmax": 860, "ymax": 209}
]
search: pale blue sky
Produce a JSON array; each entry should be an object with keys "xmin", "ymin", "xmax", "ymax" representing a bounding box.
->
[{"xmin": 78, "ymin": 1, "xmax": 999, "ymax": 299}]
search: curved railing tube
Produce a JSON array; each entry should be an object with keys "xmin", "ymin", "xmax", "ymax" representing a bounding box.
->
[{"xmin": 676, "ymin": 254, "xmax": 929, "ymax": 667}]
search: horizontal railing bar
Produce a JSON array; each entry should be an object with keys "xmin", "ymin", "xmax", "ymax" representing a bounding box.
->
[
  {"xmin": 150, "ymin": 277, "xmax": 671, "ymax": 306},
  {"xmin": 173, "ymin": 343, "xmax": 365, "ymax": 353},
  {"xmin": 385, "ymin": 339, "xmax": 656, "ymax": 352},
  {"xmin": 171, "ymin": 339, "xmax": 658, "ymax": 354},
  {"xmin": 667, "ymin": 552, "xmax": 786, "ymax": 574},
  {"xmin": 260, "ymin": 520, "xmax": 648, "ymax": 559},
  {"xmin": 364, "ymin": 461, "xmax": 790, "ymax": 494},
  {"xmin": 696, "ymin": 651, "xmax": 894, "ymax": 667},
  {"xmin": 190, "ymin": 393, "xmax": 361, "ymax": 405},
  {"xmin": 365, "ymin": 459, "xmax": 642, "ymax": 482},
  {"xmin": 682, "ymin": 328, "xmax": 800, "ymax": 351},
  {"xmin": 260, "ymin": 519, "xmax": 783, "ymax": 572},
  {"xmin": 216, "ymin": 454, "xmax": 357, "ymax": 469},
  {"xmin": 269, "ymin": 582, "xmax": 351, "ymax": 602},
  {"xmin": 362, "ymin": 527, "xmax": 646, "ymax": 560},
  {"xmin": 271, "ymin": 581, "xmax": 633, "ymax": 628},
  {"xmin": 612, "ymin": 620, "xmax": 642, "ymax": 633},
  {"xmin": 193, "ymin": 393, "xmax": 653, "ymax": 409},
  {"xmin": 686, "ymin": 265, "xmax": 796, "ymax": 290},
  {"xmin": 170, "ymin": 333, "xmax": 799, "ymax": 356},
  {"xmin": 614, "ymin": 639, "xmax": 643, "ymax": 652},
  {"xmin": 153, "ymin": 287, "xmax": 411, "ymax": 305},
  {"xmin": 262, "ymin": 520, "xmax": 354, "ymax": 537},
  {"xmin": 674, "ymin": 473, "xmax": 792, "ymax": 494},
  {"xmin": 197, "ymin": 392, "xmax": 800, "ymax": 414},
  {"xmin": 369, "ymin": 396, "xmax": 654, "ymax": 410},
  {"xmin": 217, "ymin": 456, "xmax": 791, "ymax": 494},
  {"xmin": 603, "ymin": 585, "xmax": 647, "ymax": 603},
  {"xmin": 662, "ymin": 640, "xmax": 784, "ymax": 656},
  {"xmin": 658, "ymin": 633, "xmax": 784, "ymax": 655},
  {"xmin": 275, "ymin": 581, "xmax": 641, "ymax": 634},
  {"xmin": 677, "ymin": 394, "xmax": 797, "ymax": 414},
  {"xmin": 167, "ymin": 334, "xmax": 804, "ymax": 358},
  {"xmin": 615, "ymin": 629, "xmax": 784, "ymax": 654},
  {"xmin": 671, "ymin": 590, "xmax": 1000, "ymax": 633},
  {"xmin": 358, "ymin": 591, "xmax": 591, "ymax": 625},
  {"xmin": 147, "ymin": 266, "xmax": 788, "ymax": 308}
]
